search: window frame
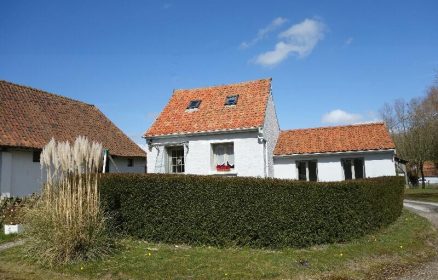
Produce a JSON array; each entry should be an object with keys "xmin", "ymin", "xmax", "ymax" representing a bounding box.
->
[
  {"xmin": 211, "ymin": 142, "xmax": 235, "ymax": 171},
  {"xmin": 32, "ymin": 150, "xmax": 41, "ymax": 163},
  {"xmin": 295, "ymin": 160, "xmax": 318, "ymax": 181},
  {"xmin": 127, "ymin": 158, "xmax": 134, "ymax": 167},
  {"xmin": 166, "ymin": 146, "xmax": 185, "ymax": 174},
  {"xmin": 187, "ymin": 100, "xmax": 201, "ymax": 110},
  {"xmin": 224, "ymin": 95, "xmax": 239, "ymax": 106},
  {"xmin": 341, "ymin": 157, "xmax": 365, "ymax": 180}
]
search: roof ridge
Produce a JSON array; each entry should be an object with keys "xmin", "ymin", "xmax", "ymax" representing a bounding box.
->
[
  {"xmin": 173, "ymin": 77, "xmax": 272, "ymax": 92},
  {"xmin": 0, "ymin": 80, "xmax": 94, "ymax": 106},
  {"xmin": 280, "ymin": 122, "xmax": 386, "ymax": 133}
]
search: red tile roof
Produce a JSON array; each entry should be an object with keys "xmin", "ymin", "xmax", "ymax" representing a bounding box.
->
[
  {"xmin": 145, "ymin": 78, "xmax": 271, "ymax": 137},
  {"xmin": 424, "ymin": 161, "xmax": 438, "ymax": 177},
  {"xmin": 0, "ymin": 80, "xmax": 145, "ymax": 157},
  {"xmin": 274, "ymin": 123, "xmax": 395, "ymax": 155}
]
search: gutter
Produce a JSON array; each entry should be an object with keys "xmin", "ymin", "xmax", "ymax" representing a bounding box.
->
[
  {"xmin": 144, "ymin": 127, "xmax": 259, "ymax": 141},
  {"xmin": 273, "ymin": 148, "xmax": 396, "ymax": 158}
]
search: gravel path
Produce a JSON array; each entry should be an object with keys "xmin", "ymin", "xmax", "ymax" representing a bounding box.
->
[
  {"xmin": 0, "ymin": 239, "xmax": 24, "ymax": 252},
  {"xmin": 390, "ymin": 200, "xmax": 438, "ymax": 280}
]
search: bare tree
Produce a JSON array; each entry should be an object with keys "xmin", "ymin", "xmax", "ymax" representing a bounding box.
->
[{"xmin": 380, "ymin": 86, "xmax": 438, "ymax": 188}]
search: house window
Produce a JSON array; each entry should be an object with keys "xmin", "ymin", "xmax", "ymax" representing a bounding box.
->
[
  {"xmin": 187, "ymin": 100, "xmax": 201, "ymax": 109},
  {"xmin": 32, "ymin": 150, "xmax": 41, "ymax": 163},
  {"xmin": 167, "ymin": 146, "xmax": 185, "ymax": 173},
  {"xmin": 225, "ymin": 95, "xmax": 239, "ymax": 106},
  {"xmin": 296, "ymin": 160, "xmax": 318, "ymax": 181},
  {"xmin": 342, "ymin": 158, "xmax": 365, "ymax": 180},
  {"xmin": 127, "ymin": 158, "xmax": 133, "ymax": 167},
  {"xmin": 212, "ymin": 143, "xmax": 234, "ymax": 171}
]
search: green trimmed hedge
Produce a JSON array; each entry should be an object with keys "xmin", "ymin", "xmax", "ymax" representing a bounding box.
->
[{"xmin": 100, "ymin": 174, "xmax": 404, "ymax": 248}]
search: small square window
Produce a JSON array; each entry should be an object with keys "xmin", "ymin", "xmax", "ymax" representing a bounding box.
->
[
  {"xmin": 225, "ymin": 95, "xmax": 239, "ymax": 106},
  {"xmin": 167, "ymin": 146, "xmax": 185, "ymax": 173},
  {"xmin": 212, "ymin": 143, "xmax": 234, "ymax": 171},
  {"xmin": 32, "ymin": 150, "xmax": 41, "ymax": 163},
  {"xmin": 342, "ymin": 158, "xmax": 365, "ymax": 180},
  {"xmin": 187, "ymin": 100, "xmax": 201, "ymax": 109},
  {"xmin": 296, "ymin": 160, "xmax": 318, "ymax": 181},
  {"xmin": 127, "ymin": 158, "xmax": 133, "ymax": 167}
]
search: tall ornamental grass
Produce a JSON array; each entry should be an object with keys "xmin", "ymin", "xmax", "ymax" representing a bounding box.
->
[{"xmin": 24, "ymin": 136, "xmax": 113, "ymax": 266}]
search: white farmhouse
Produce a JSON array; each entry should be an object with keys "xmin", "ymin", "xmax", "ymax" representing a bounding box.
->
[
  {"xmin": 0, "ymin": 80, "xmax": 146, "ymax": 197},
  {"xmin": 145, "ymin": 78, "xmax": 396, "ymax": 180}
]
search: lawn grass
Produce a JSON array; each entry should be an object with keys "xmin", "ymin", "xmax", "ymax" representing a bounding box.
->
[
  {"xmin": 405, "ymin": 186, "xmax": 438, "ymax": 203},
  {"xmin": 0, "ymin": 231, "xmax": 18, "ymax": 244},
  {"xmin": 0, "ymin": 210, "xmax": 436, "ymax": 280}
]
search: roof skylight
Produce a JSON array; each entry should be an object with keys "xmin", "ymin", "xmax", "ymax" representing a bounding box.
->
[
  {"xmin": 225, "ymin": 95, "xmax": 239, "ymax": 106},
  {"xmin": 187, "ymin": 100, "xmax": 201, "ymax": 109}
]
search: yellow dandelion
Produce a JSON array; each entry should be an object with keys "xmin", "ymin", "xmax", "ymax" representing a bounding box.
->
[
  {"xmin": 80, "ymin": 266, "xmax": 84, "ymax": 270},
  {"xmin": 400, "ymin": 245, "xmax": 403, "ymax": 249}
]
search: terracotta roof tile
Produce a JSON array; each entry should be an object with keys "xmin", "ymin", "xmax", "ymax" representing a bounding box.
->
[
  {"xmin": 0, "ymin": 80, "xmax": 145, "ymax": 157},
  {"xmin": 424, "ymin": 161, "xmax": 438, "ymax": 177},
  {"xmin": 145, "ymin": 78, "xmax": 271, "ymax": 137},
  {"xmin": 274, "ymin": 123, "xmax": 395, "ymax": 155}
]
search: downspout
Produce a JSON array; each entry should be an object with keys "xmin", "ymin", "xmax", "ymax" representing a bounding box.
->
[
  {"xmin": 258, "ymin": 127, "xmax": 268, "ymax": 178},
  {"xmin": 102, "ymin": 149, "xmax": 108, "ymax": 173},
  {"xmin": 264, "ymin": 140, "xmax": 268, "ymax": 177}
]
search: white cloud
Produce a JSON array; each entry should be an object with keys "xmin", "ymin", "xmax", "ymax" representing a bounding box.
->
[
  {"xmin": 240, "ymin": 17, "xmax": 287, "ymax": 49},
  {"xmin": 345, "ymin": 37, "xmax": 353, "ymax": 46},
  {"xmin": 321, "ymin": 109, "xmax": 362, "ymax": 124},
  {"xmin": 254, "ymin": 18, "xmax": 325, "ymax": 66},
  {"xmin": 162, "ymin": 3, "xmax": 172, "ymax": 9}
]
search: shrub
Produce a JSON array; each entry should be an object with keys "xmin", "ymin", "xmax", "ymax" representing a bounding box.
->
[
  {"xmin": 23, "ymin": 137, "xmax": 113, "ymax": 266},
  {"xmin": 100, "ymin": 174, "xmax": 404, "ymax": 248},
  {"xmin": 1, "ymin": 196, "xmax": 38, "ymax": 226}
]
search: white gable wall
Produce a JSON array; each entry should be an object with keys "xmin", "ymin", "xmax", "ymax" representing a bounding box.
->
[
  {"xmin": 262, "ymin": 93, "xmax": 280, "ymax": 177},
  {"xmin": 273, "ymin": 150, "xmax": 396, "ymax": 181},
  {"xmin": 147, "ymin": 131, "xmax": 266, "ymax": 177}
]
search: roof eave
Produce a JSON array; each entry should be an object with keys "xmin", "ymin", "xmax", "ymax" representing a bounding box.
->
[
  {"xmin": 144, "ymin": 127, "xmax": 260, "ymax": 139},
  {"xmin": 274, "ymin": 148, "xmax": 396, "ymax": 158}
]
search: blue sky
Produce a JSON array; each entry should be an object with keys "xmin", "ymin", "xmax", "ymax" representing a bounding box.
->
[{"xmin": 1, "ymin": 0, "xmax": 437, "ymax": 147}]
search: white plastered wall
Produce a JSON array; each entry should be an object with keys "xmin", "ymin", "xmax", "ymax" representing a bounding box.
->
[
  {"xmin": 1, "ymin": 150, "xmax": 42, "ymax": 197},
  {"xmin": 0, "ymin": 149, "xmax": 146, "ymax": 197},
  {"xmin": 146, "ymin": 131, "xmax": 266, "ymax": 177},
  {"xmin": 108, "ymin": 156, "xmax": 146, "ymax": 173},
  {"xmin": 273, "ymin": 150, "xmax": 396, "ymax": 181},
  {"xmin": 262, "ymin": 93, "xmax": 280, "ymax": 177}
]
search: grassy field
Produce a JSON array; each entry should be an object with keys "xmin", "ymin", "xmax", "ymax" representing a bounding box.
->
[
  {"xmin": 405, "ymin": 185, "xmax": 438, "ymax": 203},
  {"xmin": 0, "ymin": 210, "xmax": 436, "ymax": 280}
]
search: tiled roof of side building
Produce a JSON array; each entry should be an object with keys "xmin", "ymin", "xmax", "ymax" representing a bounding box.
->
[
  {"xmin": 145, "ymin": 78, "xmax": 272, "ymax": 137},
  {"xmin": 274, "ymin": 122, "xmax": 395, "ymax": 155},
  {"xmin": 0, "ymin": 80, "xmax": 145, "ymax": 157}
]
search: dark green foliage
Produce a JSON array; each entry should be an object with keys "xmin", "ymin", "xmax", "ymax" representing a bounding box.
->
[{"xmin": 100, "ymin": 174, "xmax": 404, "ymax": 248}]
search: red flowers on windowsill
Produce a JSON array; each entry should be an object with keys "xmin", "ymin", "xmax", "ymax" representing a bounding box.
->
[{"xmin": 216, "ymin": 162, "xmax": 234, "ymax": 172}]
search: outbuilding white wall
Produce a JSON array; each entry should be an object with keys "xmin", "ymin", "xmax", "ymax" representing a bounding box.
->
[
  {"xmin": 273, "ymin": 150, "xmax": 396, "ymax": 181},
  {"xmin": 147, "ymin": 131, "xmax": 266, "ymax": 177},
  {"xmin": 0, "ymin": 150, "xmax": 42, "ymax": 197},
  {"xmin": 109, "ymin": 156, "xmax": 146, "ymax": 173},
  {"xmin": 424, "ymin": 177, "xmax": 438, "ymax": 184},
  {"xmin": 0, "ymin": 149, "xmax": 146, "ymax": 197}
]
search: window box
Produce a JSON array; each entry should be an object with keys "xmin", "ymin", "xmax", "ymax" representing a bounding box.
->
[{"xmin": 216, "ymin": 164, "xmax": 233, "ymax": 172}]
